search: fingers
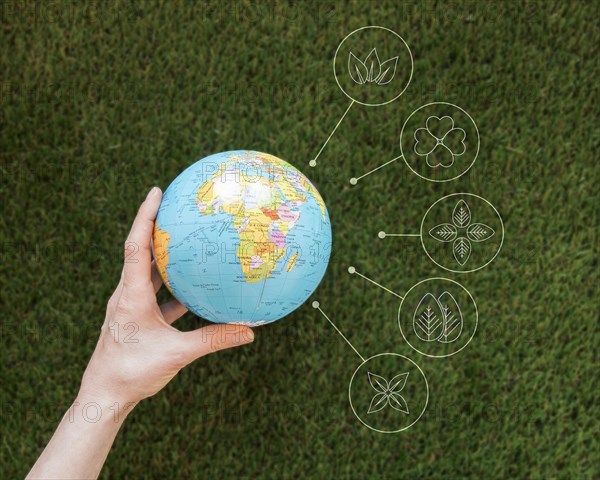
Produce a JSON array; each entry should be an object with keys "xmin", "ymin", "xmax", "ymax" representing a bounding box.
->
[
  {"xmin": 123, "ymin": 187, "xmax": 162, "ymax": 290},
  {"xmin": 180, "ymin": 324, "xmax": 254, "ymax": 363},
  {"xmin": 160, "ymin": 299, "xmax": 188, "ymax": 324}
]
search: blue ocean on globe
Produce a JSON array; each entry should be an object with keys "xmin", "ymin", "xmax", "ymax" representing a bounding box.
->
[{"xmin": 152, "ymin": 150, "xmax": 332, "ymax": 326}]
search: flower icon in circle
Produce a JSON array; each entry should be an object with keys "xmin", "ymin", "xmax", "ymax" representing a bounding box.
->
[
  {"xmin": 414, "ymin": 116, "xmax": 467, "ymax": 168},
  {"xmin": 366, "ymin": 371, "xmax": 409, "ymax": 414},
  {"xmin": 429, "ymin": 199, "xmax": 495, "ymax": 266}
]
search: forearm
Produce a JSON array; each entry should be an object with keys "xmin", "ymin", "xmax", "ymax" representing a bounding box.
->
[{"xmin": 27, "ymin": 394, "xmax": 135, "ymax": 480}]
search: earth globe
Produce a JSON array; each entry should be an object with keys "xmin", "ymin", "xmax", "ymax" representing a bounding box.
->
[{"xmin": 152, "ymin": 150, "xmax": 332, "ymax": 326}]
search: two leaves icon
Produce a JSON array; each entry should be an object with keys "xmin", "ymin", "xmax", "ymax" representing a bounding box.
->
[
  {"xmin": 367, "ymin": 371, "xmax": 409, "ymax": 415},
  {"xmin": 413, "ymin": 291, "xmax": 463, "ymax": 343},
  {"xmin": 429, "ymin": 200, "xmax": 495, "ymax": 265}
]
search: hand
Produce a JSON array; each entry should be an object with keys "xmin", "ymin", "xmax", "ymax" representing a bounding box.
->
[
  {"xmin": 28, "ymin": 188, "xmax": 255, "ymax": 480},
  {"xmin": 78, "ymin": 187, "xmax": 255, "ymax": 410}
]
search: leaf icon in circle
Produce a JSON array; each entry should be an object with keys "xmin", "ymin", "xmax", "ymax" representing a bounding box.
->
[
  {"xmin": 363, "ymin": 48, "xmax": 381, "ymax": 83},
  {"xmin": 348, "ymin": 52, "xmax": 368, "ymax": 84},
  {"xmin": 452, "ymin": 200, "xmax": 471, "ymax": 228},
  {"xmin": 388, "ymin": 393, "xmax": 409, "ymax": 414},
  {"xmin": 429, "ymin": 223, "xmax": 458, "ymax": 242},
  {"xmin": 453, "ymin": 237, "xmax": 472, "ymax": 265},
  {"xmin": 467, "ymin": 223, "xmax": 495, "ymax": 242},
  {"xmin": 376, "ymin": 56, "xmax": 399, "ymax": 85},
  {"xmin": 437, "ymin": 291, "xmax": 464, "ymax": 343},
  {"xmin": 367, "ymin": 392, "xmax": 388, "ymax": 414},
  {"xmin": 413, "ymin": 293, "xmax": 443, "ymax": 342},
  {"xmin": 367, "ymin": 371, "xmax": 388, "ymax": 393}
]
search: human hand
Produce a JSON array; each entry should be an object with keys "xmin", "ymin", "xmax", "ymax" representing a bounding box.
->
[
  {"xmin": 78, "ymin": 187, "xmax": 255, "ymax": 411},
  {"xmin": 28, "ymin": 187, "xmax": 255, "ymax": 479}
]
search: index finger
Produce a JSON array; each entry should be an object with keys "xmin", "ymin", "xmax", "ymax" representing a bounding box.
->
[{"xmin": 123, "ymin": 187, "xmax": 162, "ymax": 289}]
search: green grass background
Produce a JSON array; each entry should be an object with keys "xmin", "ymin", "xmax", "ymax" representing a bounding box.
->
[{"xmin": 1, "ymin": 1, "xmax": 598, "ymax": 478}]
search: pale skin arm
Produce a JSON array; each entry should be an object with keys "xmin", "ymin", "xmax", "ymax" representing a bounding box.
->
[{"xmin": 27, "ymin": 187, "xmax": 255, "ymax": 480}]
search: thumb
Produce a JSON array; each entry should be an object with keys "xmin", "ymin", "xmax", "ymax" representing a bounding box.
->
[{"xmin": 180, "ymin": 324, "xmax": 255, "ymax": 363}]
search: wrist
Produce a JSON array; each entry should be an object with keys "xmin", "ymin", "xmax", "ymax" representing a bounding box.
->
[{"xmin": 74, "ymin": 389, "xmax": 137, "ymax": 425}]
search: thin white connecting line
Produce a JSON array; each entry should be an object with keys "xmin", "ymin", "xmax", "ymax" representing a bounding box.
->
[
  {"xmin": 312, "ymin": 301, "xmax": 365, "ymax": 363},
  {"xmin": 378, "ymin": 232, "xmax": 421, "ymax": 238},
  {"xmin": 348, "ymin": 266, "xmax": 404, "ymax": 300},
  {"xmin": 309, "ymin": 100, "xmax": 355, "ymax": 167},
  {"xmin": 350, "ymin": 155, "xmax": 403, "ymax": 185}
]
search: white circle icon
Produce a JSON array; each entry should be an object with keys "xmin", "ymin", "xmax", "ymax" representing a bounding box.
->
[
  {"xmin": 334, "ymin": 26, "xmax": 413, "ymax": 107},
  {"xmin": 398, "ymin": 278, "xmax": 478, "ymax": 358},
  {"xmin": 420, "ymin": 193, "xmax": 504, "ymax": 273},
  {"xmin": 400, "ymin": 102, "xmax": 480, "ymax": 182},
  {"xmin": 348, "ymin": 353, "xmax": 428, "ymax": 433}
]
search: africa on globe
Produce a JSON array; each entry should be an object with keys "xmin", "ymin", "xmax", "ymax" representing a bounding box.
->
[{"xmin": 152, "ymin": 150, "xmax": 332, "ymax": 326}]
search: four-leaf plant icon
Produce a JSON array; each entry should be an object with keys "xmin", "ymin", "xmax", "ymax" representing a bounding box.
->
[
  {"xmin": 429, "ymin": 199, "xmax": 495, "ymax": 266},
  {"xmin": 414, "ymin": 116, "xmax": 467, "ymax": 168},
  {"xmin": 348, "ymin": 48, "xmax": 398, "ymax": 85},
  {"xmin": 367, "ymin": 371, "xmax": 409, "ymax": 415}
]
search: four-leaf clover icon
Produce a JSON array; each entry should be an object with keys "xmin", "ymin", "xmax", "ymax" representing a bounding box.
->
[
  {"xmin": 414, "ymin": 116, "xmax": 467, "ymax": 168},
  {"xmin": 367, "ymin": 371, "xmax": 409, "ymax": 414},
  {"xmin": 429, "ymin": 200, "xmax": 495, "ymax": 265}
]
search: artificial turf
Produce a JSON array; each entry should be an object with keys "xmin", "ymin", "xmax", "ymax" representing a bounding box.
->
[{"xmin": 1, "ymin": 1, "xmax": 598, "ymax": 478}]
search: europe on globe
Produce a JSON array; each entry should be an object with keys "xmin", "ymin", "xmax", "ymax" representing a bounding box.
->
[{"xmin": 152, "ymin": 150, "xmax": 332, "ymax": 326}]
